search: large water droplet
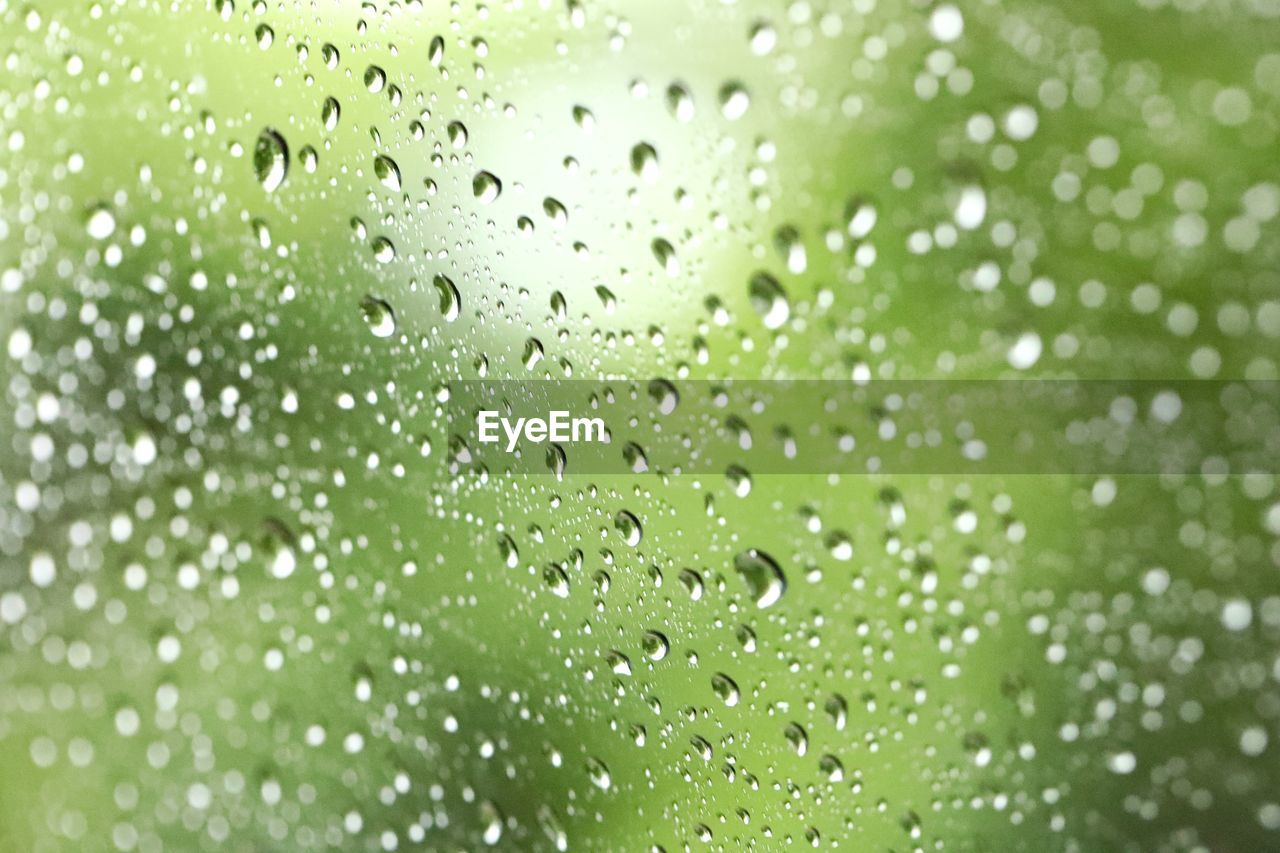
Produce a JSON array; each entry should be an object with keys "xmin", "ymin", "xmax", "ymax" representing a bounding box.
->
[
  {"xmin": 85, "ymin": 205, "xmax": 115, "ymax": 240},
  {"xmin": 630, "ymin": 142, "xmax": 659, "ymax": 182},
  {"xmin": 322, "ymin": 96, "xmax": 340, "ymax": 131},
  {"xmin": 719, "ymin": 82, "xmax": 750, "ymax": 120},
  {"xmin": 364, "ymin": 65, "xmax": 386, "ymax": 93},
  {"xmin": 784, "ymin": 722, "xmax": 809, "ymax": 756},
  {"xmin": 253, "ymin": 128, "xmax": 289, "ymax": 192},
  {"xmin": 473, "ymin": 170, "xmax": 502, "ymax": 203},
  {"xmin": 433, "ymin": 274, "xmax": 461, "ymax": 322},
  {"xmin": 614, "ymin": 510, "xmax": 642, "ymax": 547},
  {"xmin": 748, "ymin": 271, "xmax": 790, "ymax": 329},
  {"xmin": 711, "ymin": 672, "xmax": 741, "ymax": 706},
  {"xmin": 374, "ymin": 155, "xmax": 401, "ymax": 191},
  {"xmin": 651, "ymin": 238, "xmax": 680, "ymax": 276},
  {"xmin": 360, "ymin": 295, "xmax": 396, "ymax": 338},
  {"xmin": 734, "ymin": 549, "xmax": 786, "ymax": 608},
  {"xmin": 642, "ymin": 631, "xmax": 669, "ymax": 661},
  {"xmin": 666, "ymin": 82, "xmax": 695, "ymax": 122}
]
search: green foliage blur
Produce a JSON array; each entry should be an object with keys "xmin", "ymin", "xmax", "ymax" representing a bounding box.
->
[{"xmin": 2, "ymin": 0, "xmax": 1280, "ymax": 850}]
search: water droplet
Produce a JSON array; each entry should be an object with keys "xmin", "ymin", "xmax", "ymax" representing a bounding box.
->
[
  {"xmin": 679, "ymin": 568, "xmax": 704, "ymax": 601},
  {"xmin": 719, "ymin": 82, "xmax": 750, "ymax": 120},
  {"xmin": 473, "ymin": 170, "xmax": 502, "ymax": 203},
  {"xmin": 428, "ymin": 35, "xmax": 445, "ymax": 67},
  {"xmin": 498, "ymin": 533, "xmax": 519, "ymax": 568},
  {"xmin": 642, "ymin": 631, "xmax": 669, "ymax": 661},
  {"xmin": 85, "ymin": 205, "xmax": 115, "ymax": 240},
  {"xmin": 711, "ymin": 672, "xmax": 741, "ymax": 706},
  {"xmin": 447, "ymin": 120, "xmax": 468, "ymax": 148},
  {"xmin": 651, "ymin": 238, "xmax": 680, "ymax": 275},
  {"xmin": 371, "ymin": 236, "xmax": 396, "ymax": 263},
  {"xmin": 748, "ymin": 271, "xmax": 790, "ymax": 329},
  {"xmin": 614, "ymin": 510, "xmax": 642, "ymax": 547},
  {"xmin": 734, "ymin": 549, "xmax": 786, "ymax": 608},
  {"xmin": 254, "ymin": 23, "xmax": 273, "ymax": 49},
  {"xmin": 749, "ymin": 21, "xmax": 776, "ymax": 55},
  {"xmin": 433, "ymin": 274, "xmax": 461, "ymax": 321},
  {"xmin": 572, "ymin": 104, "xmax": 595, "ymax": 130},
  {"xmin": 364, "ymin": 65, "xmax": 386, "ymax": 93},
  {"xmin": 253, "ymin": 128, "xmax": 289, "ymax": 192},
  {"xmin": 606, "ymin": 650, "xmax": 632, "ymax": 676},
  {"xmin": 374, "ymin": 154, "xmax": 402, "ymax": 191},
  {"xmin": 299, "ymin": 145, "xmax": 318, "ymax": 173},
  {"xmin": 825, "ymin": 530, "xmax": 853, "ymax": 561},
  {"xmin": 622, "ymin": 441, "xmax": 648, "ymax": 473},
  {"xmin": 594, "ymin": 285, "xmax": 617, "ymax": 312},
  {"xmin": 543, "ymin": 197, "xmax": 568, "ymax": 227},
  {"xmin": 543, "ymin": 564, "xmax": 570, "ymax": 598},
  {"xmin": 825, "ymin": 694, "xmax": 848, "ymax": 730},
  {"xmin": 322, "ymin": 96, "xmax": 340, "ymax": 131},
  {"xmin": 773, "ymin": 225, "xmax": 807, "ymax": 274},
  {"xmin": 953, "ymin": 184, "xmax": 987, "ymax": 230},
  {"xmin": 846, "ymin": 198, "xmax": 878, "ymax": 238},
  {"xmin": 522, "ymin": 337, "xmax": 545, "ymax": 369},
  {"xmin": 585, "ymin": 756, "xmax": 611, "ymax": 790},
  {"xmin": 270, "ymin": 545, "xmax": 296, "ymax": 579},
  {"xmin": 784, "ymin": 722, "xmax": 809, "ymax": 756},
  {"xmin": 928, "ymin": 4, "xmax": 964, "ymax": 42},
  {"xmin": 666, "ymin": 82, "xmax": 695, "ymax": 122},
  {"xmin": 360, "ymin": 296, "xmax": 396, "ymax": 338},
  {"xmin": 648, "ymin": 379, "xmax": 679, "ymax": 414},
  {"xmin": 630, "ymin": 142, "xmax": 659, "ymax": 182},
  {"xmin": 479, "ymin": 801, "xmax": 503, "ymax": 846}
]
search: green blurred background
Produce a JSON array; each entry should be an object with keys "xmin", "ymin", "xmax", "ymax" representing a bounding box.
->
[{"xmin": 2, "ymin": 0, "xmax": 1280, "ymax": 849}]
